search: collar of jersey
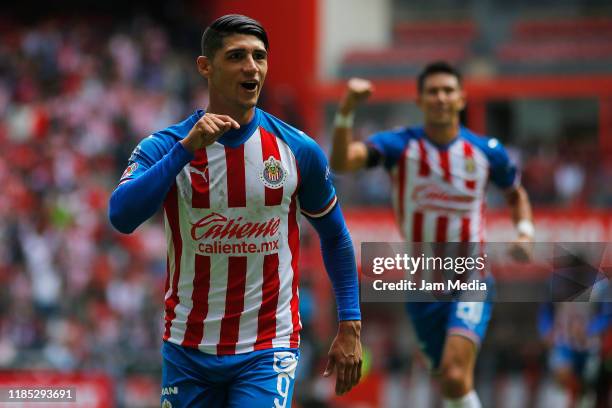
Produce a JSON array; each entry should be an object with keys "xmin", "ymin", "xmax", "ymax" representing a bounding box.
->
[
  {"xmin": 419, "ymin": 126, "xmax": 464, "ymax": 150},
  {"xmin": 196, "ymin": 108, "xmax": 261, "ymax": 148}
]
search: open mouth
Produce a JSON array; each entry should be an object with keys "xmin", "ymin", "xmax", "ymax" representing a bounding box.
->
[{"xmin": 241, "ymin": 81, "xmax": 258, "ymax": 91}]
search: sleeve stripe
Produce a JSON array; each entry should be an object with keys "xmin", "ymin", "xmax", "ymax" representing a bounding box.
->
[
  {"xmin": 118, "ymin": 178, "xmax": 133, "ymax": 186},
  {"xmin": 301, "ymin": 196, "xmax": 337, "ymax": 218}
]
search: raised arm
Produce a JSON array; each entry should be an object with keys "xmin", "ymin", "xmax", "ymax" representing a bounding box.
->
[
  {"xmin": 109, "ymin": 113, "xmax": 239, "ymax": 233},
  {"xmin": 330, "ymin": 78, "xmax": 373, "ymax": 172}
]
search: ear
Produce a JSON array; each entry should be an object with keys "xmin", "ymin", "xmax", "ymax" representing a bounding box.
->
[
  {"xmin": 197, "ymin": 56, "xmax": 211, "ymax": 78},
  {"xmin": 457, "ymin": 89, "xmax": 467, "ymax": 111}
]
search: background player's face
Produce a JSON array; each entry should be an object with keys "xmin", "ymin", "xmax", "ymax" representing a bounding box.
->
[
  {"xmin": 417, "ymin": 73, "xmax": 465, "ymax": 127},
  {"xmin": 199, "ymin": 34, "xmax": 268, "ymax": 113}
]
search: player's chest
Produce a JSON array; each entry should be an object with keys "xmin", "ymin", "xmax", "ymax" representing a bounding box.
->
[
  {"xmin": 176, "ymin": 139, "xmax": 299, "ymax": 211},
  {"xmin": 402, "ymin": 141, "xmax": 489, "ymax": 195}
]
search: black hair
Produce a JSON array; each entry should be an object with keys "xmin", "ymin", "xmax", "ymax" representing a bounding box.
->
[
  {"xmin": 201, "ymin": 14, "xmax": 269, "ymax": 58},
  {"xmin": 417, "ymin": 61, "xmax": 462, "ymax": 94}
]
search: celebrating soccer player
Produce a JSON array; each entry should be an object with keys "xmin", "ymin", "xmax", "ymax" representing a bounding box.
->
[
  {"xmin": 109, "ymin": 14, "xmax": 362, "ymax": 407},
  {"xmin": 330, "ymin": 62, "xmax": 534, "ymax": 408}
]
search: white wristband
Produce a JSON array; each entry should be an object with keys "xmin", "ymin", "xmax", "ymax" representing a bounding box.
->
[
  {"xmin": 334, "ymin": 112, "xmax": 354, "ymax": 128},
  {"xmin": 516, "ymin": 219, "xmax": 535, "ymax": 238}
]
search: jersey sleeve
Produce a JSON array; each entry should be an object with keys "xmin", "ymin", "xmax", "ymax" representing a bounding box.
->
[
  {"xmin": 294, "ymin": 137, "xmax": 337, "ymax": 218},
  {"xmin": 118, "ymin": 134, "xmax": 175, "ymax": 185},
  {"xmin": 109, "ymin": 133, "xmax": 193, "ymax": 234},
  {"xmin": 365, "ymin": 130, "xmax": 405, "ymax": 170},
  {"xmin": 307, "ymin": 204, "xmax": 361, "ymax": 321},
  {"xmin": 483, "ymin": 138, "xmax": 519, "ymax": 189}
]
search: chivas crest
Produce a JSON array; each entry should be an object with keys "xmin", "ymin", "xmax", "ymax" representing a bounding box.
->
[
  {"xmin": 121, "ymin": 162, "xmax": 139, "ymax": 179},
  {"xmin": 465, "ymin": 158, "xmax": 476, "ymax": 174},
  {"xmin": 260, "ymin": 156, "xmax": 287, "ymax": 189}
]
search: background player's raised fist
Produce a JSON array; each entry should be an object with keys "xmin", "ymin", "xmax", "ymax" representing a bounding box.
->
[
  {"xmin": 339, "ymin": 78, "xmax": 373, "ymax": 115},
  {"xmin": 347, "ymin": 78, "xmax": 373, "ymax": 102},
  {"xmin": 181, "ymin": 113, "xmax": 240, "ymax": 153}
]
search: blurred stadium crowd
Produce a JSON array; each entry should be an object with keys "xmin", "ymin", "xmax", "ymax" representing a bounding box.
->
[
  {"xmin": 0, "ymin": 11, "xmax": 329, "ymax": 406},
  {"xmin": 1, "ymin": 2, "xmax": 611, "ymax": 407},
  {"xmin": 0, "ymin": 13, "xmax": 210, "ymax": 403}
]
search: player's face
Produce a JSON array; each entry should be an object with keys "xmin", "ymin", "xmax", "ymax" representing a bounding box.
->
[
  {"xmin": 417, "ymin": 73, "xmax": 465, "ymax": 127},
  {"xmin": 199, "ymin": 34, "xmax": 268, "ymax": 113}
]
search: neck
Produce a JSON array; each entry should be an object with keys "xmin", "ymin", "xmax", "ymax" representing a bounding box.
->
[
  {"xmin": 424, "ymin": 121, "xmax": 460, "ymax": 145},
  {"xmin": 206, "ymin": 102, "xmax": 255, "ymax": 125}
]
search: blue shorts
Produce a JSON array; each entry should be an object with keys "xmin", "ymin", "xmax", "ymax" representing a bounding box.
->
[
  {"xmin": 549, "ymin": 343, "xmax": 589, "ymax": 376},
  {"xmin": 406, "ymin": 301, "xmax": 492, "ymax": 371},
  {"xmin": 161, "ymin": 341, "xmax": 299, "ymax": 408}
]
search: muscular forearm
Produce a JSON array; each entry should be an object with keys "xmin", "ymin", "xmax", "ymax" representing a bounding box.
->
[
  {"xmin": 507, "ymin": 185, "xmax": 533, "ymax": 225},
  {"xmin": 506, "ymin": 185, "xmax": 535, "ymax": 241},
  {"xmin": 330, "ymin": 126, "xmax": 353, "ymax": 171},
  {"xmin": 330, "ymin": 79, "xmax": 371, "ymax": 172},
  {"xmin": 330, "ymin": 92, "xmax": 356, "ymax": 172}
]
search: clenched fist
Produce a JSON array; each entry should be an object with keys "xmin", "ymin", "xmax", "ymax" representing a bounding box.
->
[
  {"xmin": 181, "ymin": 113, "xmax": 240, "ymax": 153},
  {"xmin": 339, "ymin": 78, "xmax": 373, "ymax": 115}
]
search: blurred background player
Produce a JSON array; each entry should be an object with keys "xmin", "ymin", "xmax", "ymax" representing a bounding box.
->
[
  {"xmin": 108, "ymin": 14, "xmax": 362, "ymax": 407},
  {"xmin": 539, "ymin": 302, "xmax": 599, "ymax": 407},
  {"xmin": 329, "ymin": 61, "xmax": 534, "ymax": 408},
  {"xmin": 538, "ymin": 280, "xmax": 612, "ymax": 408}
]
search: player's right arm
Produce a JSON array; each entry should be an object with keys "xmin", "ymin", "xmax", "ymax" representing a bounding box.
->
[
  {"xmin": 108, "ymin": 113, "xmax": 238, "ymax": 234},
  {"xmin": 330, "ymin": 78, "xmax": 373, "ymax": 172},
  {"xmin": 179, "ymin": 113, "xmax": 239, "ymax": 154}
]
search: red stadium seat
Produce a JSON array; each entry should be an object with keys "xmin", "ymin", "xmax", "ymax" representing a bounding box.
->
[
  {"xmin": 513, "ymin": 18, "xmax": 612, "ymax": 40},
  {"xmin": 394, "ymin": 20, "xmax": 477, "ymax": 44},
  {"xmin": 497, "ymin": 18, "xmax": 612, "ymax": 65},
  {"xmin": 339, "ymin": 20, "xmax": 477, "ymax": 77},
  {"xmin": 498, "ymin": 39, "xmax": 612, "ymax": 62},
  {"xmin": 343, "ymin": 45, "xmax": 469, "ymax": 66}
]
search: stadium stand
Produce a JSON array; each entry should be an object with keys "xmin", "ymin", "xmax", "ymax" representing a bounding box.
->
[
  {"xmin": 497, "ymin": 18, "xmax": 612, "ymax": 74},
  {"xmin": 340, "ymin": 21, "xmax": 476, "ymax": 78}
]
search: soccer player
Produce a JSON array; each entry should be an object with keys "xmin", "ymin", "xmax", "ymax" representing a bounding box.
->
[
  {"xmin": 108, "ymin": 15, "xmax": 362, "ymax": 408},
  {"xmin": 330, "ymin": 62, "xmax": 534, "ymax": 408},
  {"xmin": 538, "ymin": 284, "xmax": 612, "ymax": 407},
  {"xmin": 539, "ymin": 302, "xmax": 597, "ymax": 406}
]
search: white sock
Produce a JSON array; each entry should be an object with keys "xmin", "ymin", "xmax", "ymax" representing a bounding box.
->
[{"xmin": 443, "ymin": 390, "xmax": 482, "ymax": 408}]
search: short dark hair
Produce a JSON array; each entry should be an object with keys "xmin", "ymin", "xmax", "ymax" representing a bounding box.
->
[
  {"xmin": 201, "ymin": 14, "xmax": 269, "ymax": 58},
  {"xmin": 417, "ymin": 61, "xmax": 462, "ymax": 94}
]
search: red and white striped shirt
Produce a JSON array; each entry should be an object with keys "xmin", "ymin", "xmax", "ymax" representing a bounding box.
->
[
  {"xmin": 124, "ymin": 109, "xmax": 337, "ymax": 354},
  {"xmin": 367, "ymin": 126, "xmax": 518, "ymax": 243}
]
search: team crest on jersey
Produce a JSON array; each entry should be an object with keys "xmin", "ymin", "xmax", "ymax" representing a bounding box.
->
[
  {"xmin": 121, "ymin": 162, "xmax": 139, "ymax": 179},
  {"xmin": 465, "ymin": 158, "xmax": 476, "ymax": 174},
  {"xmin": 260, "ymin": 156, "xmax": 287, "ymax": 189}
]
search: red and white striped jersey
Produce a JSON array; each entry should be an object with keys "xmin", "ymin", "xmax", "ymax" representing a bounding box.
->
[
  {"xmin": 122, "ymin": 109, "xmax": 337, "ymax": 354},
  {"xmin": 367, "ymin": 126, "xmax": 518, "ymax": 243}
]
